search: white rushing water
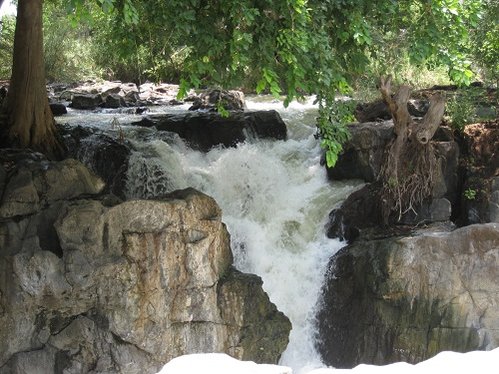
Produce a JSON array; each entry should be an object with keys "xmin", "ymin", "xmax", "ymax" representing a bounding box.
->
[{"xmin": 123, "ymin": 97, "xmax": 361, "ymax": 372}]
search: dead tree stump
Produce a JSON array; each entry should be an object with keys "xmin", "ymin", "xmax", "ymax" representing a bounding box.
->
[{"xmin": 378, "ymin": 76, "xmax": 446, "ymax": 223}]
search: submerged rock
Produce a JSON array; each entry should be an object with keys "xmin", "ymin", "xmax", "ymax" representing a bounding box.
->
[
  {"xmin": 316, "ymin": 223, "xmax": 499, "ymax": 368},
  {"xmin": 0, "ymin": 155, "xmax": 291, "ymax": 372}
]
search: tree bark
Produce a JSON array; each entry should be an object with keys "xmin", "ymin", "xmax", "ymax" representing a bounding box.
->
[{"xmin": 2, "ymin": 0, "xmax": 62, "ymax": 158}]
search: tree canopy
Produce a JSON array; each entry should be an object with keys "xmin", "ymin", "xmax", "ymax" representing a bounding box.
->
[{"xmin": 0, "ymin": 0, "xmax": 494, "ymax": 161}]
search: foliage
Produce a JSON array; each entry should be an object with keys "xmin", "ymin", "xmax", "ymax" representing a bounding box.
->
[
  {"xmin": 43, "ymin": 2, "xmax": 101, "ymax": 82},
  {"xmin": 446, "ymin": 91, "xmax": 477, "ymax": 132},
  {"xmin": 2, "ymin": 0, "xmax": 492, "ymax": 163},
  {"xmin": 470, "ymin": 0, "xmax": 499, "ymax": 86},
  {"xmin": 464, "ymin": 188, "xmax": 477, "ymax": 200},
  {"xmin": 0, "ymin": 15, "xmax": 15, "ymax": 79}
]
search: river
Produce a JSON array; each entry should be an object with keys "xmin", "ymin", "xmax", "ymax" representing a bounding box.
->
[{"xmin": 59, "ymin": 96, "xmax": 361, "ymax": 373}]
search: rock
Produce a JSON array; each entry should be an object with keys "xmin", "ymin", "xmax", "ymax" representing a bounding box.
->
[
  {"xmin": 49, "ymin": 102, "xmax": 67, "ymax": 116},
  {"xmin": 316, "ymin": 223, "xmax": 499, "ymax": 368},
  {"xmin": 0, "ymin": 157, "xmax": 291, "ymax": 371},
  {"xmin": 355, "ymin": 99, "xmax": 429, "ymax": 123},
  {"xmin": 326, "ymin": 121, "xmax": 460, "ymax": 228},
  {"xmin": 102, "ymin": 93, "xmax": 126, "ymax": 108},
  {"xmin": 60, "ymin": 125, "xmax": 132, "ymax": 199},
  {"xmin": 70, "ymin": 93, "xmax": 104, "ymax": 110},
  {"xmin": 218, "ymin": 270, "xmax": 292, "ymax": 362},
  {"xmin": 490, "ymin": 177, "xmax": 499, "ymax": 222},
  {"xmin": 0, "ymin": 150, "xmax": 104, "ymax": 219},
  {"xmin": 326, "ymin": 183, "xmax": 382, "ymax": 243},
  {"xmin": 189, "ymin": 89, "xmax": 245, "ymax": 111},
  {"xmin": 132, "ymin": 110, "xmax": 287, "ymax": 152},
  {"xmin": 326, "ymin": 121, "xmax": 393, "ymax": 182}
]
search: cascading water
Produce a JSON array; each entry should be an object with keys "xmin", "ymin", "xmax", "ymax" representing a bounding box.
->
[{"xmin": 123, "ymin": 98, "xmax": 361, "ymax": 373}]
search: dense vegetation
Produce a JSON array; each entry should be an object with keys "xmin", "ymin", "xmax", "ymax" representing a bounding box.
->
[{"xmin": 0, "ymin": 0, "xmax": 497, "ymax": 162}]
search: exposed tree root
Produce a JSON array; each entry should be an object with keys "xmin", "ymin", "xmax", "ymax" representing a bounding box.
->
[{"xmin": 378, "ymin": 76, "xmax": 445, "ymax": 224}]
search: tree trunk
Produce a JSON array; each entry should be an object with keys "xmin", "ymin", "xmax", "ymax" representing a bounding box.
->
[{"xmin": 2, "ymin": 0, "xmax": 62, "ymax": 158}]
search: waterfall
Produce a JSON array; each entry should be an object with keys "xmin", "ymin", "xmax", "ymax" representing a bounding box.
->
[{"xmin": 124, "ymin": 97, "xmax": 361, "ymax": 373}]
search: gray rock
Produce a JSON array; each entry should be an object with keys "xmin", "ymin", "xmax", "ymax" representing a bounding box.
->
[
  {"xmin": 430, "ymin": 198, "xmax": 452, "ymax": 221},
  {"xmin": 189, "ymin": 89, "xmax": 246, "ymax": 111},
  {"xmin": 490, "ymin": 190, "xmax": 499, "ymax": 222},
  {"xmin": 103, "ymin": 93, "xmax": 126, "ymax": 108},
  {"xmin": 316, "ymin": 223, "xmax": 499, "ymax": 368},
  {"xmin": 326, "ymin": 121, "xmax": 394, "ymax": 182},
  {"xmin": 0, "ymin": 157, "xmax": 104, "ymax": 219},
  {"xmin": 0, "ymin": 163, "xmax": 290, "ymax": 372},
  {"xmin": 49, "ymin": 102, "xmax": 67, "ymax": 116}
]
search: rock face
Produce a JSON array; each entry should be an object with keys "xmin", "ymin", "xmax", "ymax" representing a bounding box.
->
[
  {"xmin": 0, "ymin": 153, "xmax": 291, "ymax": 373},
  {"xmin": 316, "ymin": 223, "xmax": 499, "ymax": 368},
  {"xmin": 132, "ymin": 110, "xmax": 287, "ymax": 152}
]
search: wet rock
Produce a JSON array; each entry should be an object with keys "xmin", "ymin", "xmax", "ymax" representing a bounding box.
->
[
  {"xmin": 132, "ymin": 110, "xmax": 287, "ymax": 152},
  {"xmin": 102, "ymin": 93, "xmax": 126, "ymax": 108},
  {"xmin": 326, "ymin": 121, "xmax": 393, "ymax": 182},
  {"xmin": 326, "ymin": 121, "xmax": 460, "ymax": 228},
  {"xmin": 326, "ymin": 183, "xmax": 382, "ymax": 243},
  {"xmin": 218, "ymin": 270, "xmax": 292, "ymax": 362},
  {"xmin": 355, "ymin": 99, "xmax": 430, "ymax": 123},
  {"xmin": 316, "ymin": 223, "xmax": 499, "ymax": 368}
]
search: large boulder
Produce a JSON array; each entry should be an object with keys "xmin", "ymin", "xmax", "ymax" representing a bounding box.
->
[
  {"xmin": 0, "ymin": 155, "xmax": 291, "ymax": 373},
  {"xmin": 326, "ymin": 121, "xmax": 393, "ymax": 182},
  {"xmin": 316, "ymin": 223, "xmax": 499, "ymax": 368},
  {"xmin": 132, "ymin": 110, "xmax": 287, "ymax": 152}
]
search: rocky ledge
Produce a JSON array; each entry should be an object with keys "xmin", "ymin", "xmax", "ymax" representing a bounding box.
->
[{"xmin": 0, "ymin": 150, "xmax": 291, "ymax": 373}]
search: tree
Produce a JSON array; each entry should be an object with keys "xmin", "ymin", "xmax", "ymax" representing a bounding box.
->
[
  {"xmin": 1, "ymin": 0, "xmax": 62, "ymax": 158},
  {"xmin": 0, "ymin": 0, "xmax": 484, "ymax": 162},
  {"xmin": 0, "ymin": 0, "xmax": 137, "ymax": 158}
]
